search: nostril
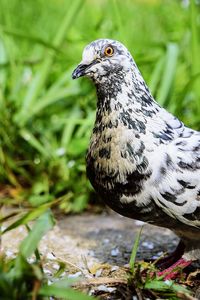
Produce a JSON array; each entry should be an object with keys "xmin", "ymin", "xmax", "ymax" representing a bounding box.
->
[
  {"xmin": 80, "ymin": 64, "xmax": 88, "ymax": 70},
  {"xmin": 72, "ymin": 60, "xmax": 100, "ymax": 79},
  {"xmin": 72, "ymin": 63, "xmax": 88, "ymax": 79}
]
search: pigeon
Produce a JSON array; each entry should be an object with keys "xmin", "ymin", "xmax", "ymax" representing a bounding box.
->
[{"xmin": 72, "ymin": 39, "xmax": 200, "ymax": 276}]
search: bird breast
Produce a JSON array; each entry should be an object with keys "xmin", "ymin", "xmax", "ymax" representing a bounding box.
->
[{"xmin": 86, "ymin": 111, "xmax": 150, "ymax": 188}]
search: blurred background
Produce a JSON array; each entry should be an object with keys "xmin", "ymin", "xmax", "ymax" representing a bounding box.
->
[{"xmin": 0, "ymin": 0, "xmax": 200, "ymax": 213}]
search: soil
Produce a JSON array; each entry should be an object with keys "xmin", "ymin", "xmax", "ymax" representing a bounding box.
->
[
  {"xmin": 1, "ymin": 208, "xmax": 199, "ymax": 299},
  {"xmin": 2, "ymin": 209, "xmax": 178, "ymax": 266}
]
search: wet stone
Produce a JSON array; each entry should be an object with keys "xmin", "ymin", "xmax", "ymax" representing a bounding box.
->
[{"xmin": 2, "ymin": 209, "xmax": 179, "ymax": 268}]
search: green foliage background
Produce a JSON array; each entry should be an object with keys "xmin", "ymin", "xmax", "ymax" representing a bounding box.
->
[
  {"xmin": 0, "ymin": 1, "xmax": 199, "ymax": 298},
  {"xmin": 0, "ymin": 0, "xmax": 200, "ymax": 211}
]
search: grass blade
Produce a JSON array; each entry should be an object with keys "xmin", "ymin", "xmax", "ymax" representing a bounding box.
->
[
  {"xmin": 20, "ymin": 210, "xmax": 55, "ymax": 258},
  {"xmin": 61, "ymin": 107, "xmax": 82, "ymax": 148},
  {"xmin": 15, "ymin": 0, "xmax": 84, "ymax": 126},
  {"xmin": 40, "ymin": 279, "xmax": 93, "ymax": 300},
  {"xmin": 129, "ymin": 226, "xmax": 143, "ymax": 275},
  {"xmin": 2, "ymin": 203, "xmax": 53, "ymax": 234},
  {"xmin": 145, "ymin": 279, "xmax": 191, "ymax": 294},
  {"xmin": 28, "ymin": 85, "xmax": 80, "ymax": 118},
  {"xmin": 20, "ymin": 129, "xmax": 49, "ymax": 157},
  {"xmin": 157, "ymin": 43, "xmax": 179, "ymax": 107},
  {"xmin": 0, "ymin": 26, "xmax": 62, "ymax": 52},
  {"xmin": 149, "ymin": 56, "xmax": 165, "ymax": 96},
  {"xmin": 190, "ymin": 0, "xmax": 200, "ymax": 114}
]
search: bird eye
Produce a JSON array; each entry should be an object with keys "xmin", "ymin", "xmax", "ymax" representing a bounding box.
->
[{"xmin": 104, "ymin": 46, "xmax": 114, "ymax": 57}]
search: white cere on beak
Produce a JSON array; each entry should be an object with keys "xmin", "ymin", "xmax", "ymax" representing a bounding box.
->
[{"xmin": 81, "ymin": 46, "xmax": 96, "ymax": 65}]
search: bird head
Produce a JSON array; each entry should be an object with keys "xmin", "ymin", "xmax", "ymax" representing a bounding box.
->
[{"xmin": 72, "ymin": 39, "xmax": 134, "ymax": 83}]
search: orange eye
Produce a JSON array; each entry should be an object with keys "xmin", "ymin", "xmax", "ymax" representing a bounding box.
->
[{"xmin": 104, "ymin": 46, "xmax": 114, "ymax": 57}]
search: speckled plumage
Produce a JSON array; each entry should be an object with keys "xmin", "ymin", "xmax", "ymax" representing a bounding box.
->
[{"xmin": 72, "ymin": 39, "xmax": 200, "ymax": 262}]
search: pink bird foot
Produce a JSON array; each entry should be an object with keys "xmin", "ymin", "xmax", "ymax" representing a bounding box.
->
[
  {"xmin": 155, "ymin": 240, "xmax": 185, "ymax": 270},
  {"xmin": 157, "ymin": 258, "xmax": 192, "ymax": 280}
]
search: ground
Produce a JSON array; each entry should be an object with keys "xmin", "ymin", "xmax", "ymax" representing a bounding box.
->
[{"xmin": 1, "ymin": 209, "xmax": 200, "ymax": 299}]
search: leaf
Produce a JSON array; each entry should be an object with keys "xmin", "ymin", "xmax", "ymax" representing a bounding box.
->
[
  {"xmin": 145, "ymin": 279, "xmax": 191, "ymax": 294},
  {"xmin": 145, "ymin": 279, "xmax": 173, "ymax": 291},
  {"xmin": 61, "ymin": 107, "xmax": 82, "ymax": 148},
  {"xmin": 20, "ymin": 129, "xmax": 49, "ymax": 157},
  {"xmin": 15, "ymin": 0, "xmax": 84, "ymax": 126},
  {"xmin": 1, "ymin": 26, "xmax": 62, "ymax": 52},
  {"xmin": 157, "ymin": 43, "xmax": 179, "ymax": 107},
  {"xmin": 39, "ymin": 278, "xmax": 93, "ymax": 300},
  {"xmin": 2, "ymin": 203, "xmax": 53, "ymax": 234},
  {"xmin": 27, "ymin": 84, "xmax": 80, "ymax": 118},
  {"xmin": 190, "ymin": 0, "xmax": 200, "ymax": 115},
  {"xmin": 20, "ymin": 210, "xmax": 55, "ymax": 258},
  {"xmin": 129, "ymin": 226, "xmax": 143, "ymax": 275},
  {"xmin": 0, "ymin": 211, "xmax": 20, "ymax": 224},
  {"xmin": 149, "ymin": 55, "xmax": 165, "ymax": 96},
  {"xmin": 28, "ymin": 194, "xmax": 54, "ymax": 207},
  {"xmin": 67, "ymin": 138, "xmax": 88, "ymax": 156}
]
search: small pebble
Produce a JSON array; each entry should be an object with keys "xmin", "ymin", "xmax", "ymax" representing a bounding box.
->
[
  {"xmin": 88, "ymin": 250, "xmax": 95, "ymax": 257},
  {"xmin": 142, "ymin": 241, "xmax": 154, "ymax": 249},
  {"xmin": 27, "ymin": 257, "xmax": 35, "ymax": 263},
  {"xmin": 52, "ymin": 263, "xmax": 59, "ymax": 270},
  {"xmin": 46, "ymin": 252, "xmax": 56, "ymax": 260},
  {"xmin": 107, "ymin": 287, "xmax": 116, "ymax": 293},
  {"xmin": 1, "ymin": 225, "xmax": 6, "ymax": 231},
  {"xmin": 95, "ymin": 269, "xmax": 102, "ymax": 277},
  {"xmin": 5, "ymin": 250, "xmax": 14, "ymax": 258},
  {"xmin": 152, "ymin": 251, "xmax": 163, "ymax": 259},
  {"xmin": 48, "ymin": 279, "xmax": 53, "ymax": 285},
  {"xmin": 68, "ymin": 271, "xmax": 82, "ymax": 278},
  {"xmin": 111, "ymin": 265, "xmax": 119, "ymax": 272},
  {"xmin": 43, "ymin": 268, "xmax": 52, "ymax": 275},
  {"xmin": 152, "ymin": 255, "xmax": 158, "ymax": 259},
  {"xmin": 96, "ymin": 285, "xmax": 116, "ymax": 292},
  {"xmin": 111, "ymin": 248, "xmax": 120, "ymax": 257},
  {"xmin": 89, "ymin": 289, "xmax": 95, "ymax": 296},
  {"xmin": 103, "ymin": 238, "xmax": 110, "ymax": 244},
  {"xmin": 84, "ymin": 273, "xmax": 94, "ymax": 279},
  {"xmin": 60, "ymin": 271, "xmax": 67, "ymax": 277},
  {"xmin": 135, "ymin": 220, "xmax": 144, "ymax": 226}
]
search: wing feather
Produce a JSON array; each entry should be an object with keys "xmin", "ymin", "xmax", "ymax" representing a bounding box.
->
[{"xmin": 150, "ymin": 129, "xmax": 200, "ymax": 228}]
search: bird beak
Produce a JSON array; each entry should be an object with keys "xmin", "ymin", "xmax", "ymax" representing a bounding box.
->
[
  {"xmin": 72, "ymin": 63, "xmax": 88, "ymax": 79},
  {"xmin": 72, "ymin": 59, "xmax": 101, "ymax": 79}
]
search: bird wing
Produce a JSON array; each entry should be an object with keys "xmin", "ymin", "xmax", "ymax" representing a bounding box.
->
[{"xmin": 149, "ymin": 129, "xmax": 200, "ymax": 228}]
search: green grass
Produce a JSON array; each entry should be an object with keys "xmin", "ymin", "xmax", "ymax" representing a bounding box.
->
[
  {"xmin": 0, "ymin": 0, "xmax": 200, "ymax": 211},
  {"xmin": 0, "ymin": 207, "xmax": 194, "ymax": 300},
  {"xmin": 128, "ymin": 229, "xmax": 193, "ymax": 299},
  {"xmin": 0, "ymin": 2, "xmax": 200, "ymax": 297},
  {"xmin": 0, "ymin": 208, "xmax": 94, "ymax": 300}
]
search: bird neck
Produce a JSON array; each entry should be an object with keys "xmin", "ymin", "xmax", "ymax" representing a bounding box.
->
[
  {"xmin": 93, "ymin": 68, "xmax": 183, "ymax": 146},
  {"xmin": 94, "ymin": 69, "xmax": 161, "ymax": 135},
  {"xmin": 87, "ymin": 65, "xmax": 184, "ymax": 189}
]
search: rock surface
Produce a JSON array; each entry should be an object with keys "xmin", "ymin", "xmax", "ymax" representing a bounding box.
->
[
  {"xmin": 2, "ymin": 209, "xmax": 200, "ymax": 299},
  {"xmin": 2, "ymin": 209, "xmax": 178, "ymax": 270}
]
